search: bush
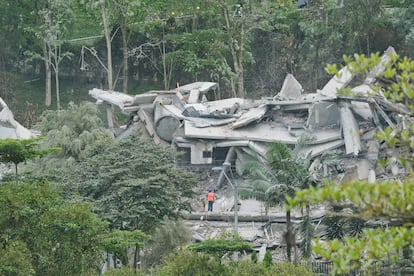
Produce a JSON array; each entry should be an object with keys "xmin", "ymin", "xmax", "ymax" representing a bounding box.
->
[{"xmin": 154, "ymin": 249, "xmax": 228, "ymax": 276}]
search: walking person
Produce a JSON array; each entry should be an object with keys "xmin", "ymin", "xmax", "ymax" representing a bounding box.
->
[{"xmin": 207, "ymin": 189, "xmax": 215, "ymax": 212}]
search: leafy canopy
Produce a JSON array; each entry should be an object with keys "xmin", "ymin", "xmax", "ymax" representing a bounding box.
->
[
  {"xmin": 0, "ymin": 180, "xmax": 109, "ymax": 276},
  {"xmin": 0, "ymin": 137, "xmax": 60, "ymax": 177},
  {"xmin": 73, "ymin": 129, "xmax": 198, "ymax": 232}
]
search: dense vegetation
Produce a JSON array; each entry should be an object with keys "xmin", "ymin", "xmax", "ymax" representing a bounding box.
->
[
  {"xmin": 1, "ymin": 0, "xmax": 414, "ymax": 275},
  {"xmin": 0, "ymin": 0, "xmax": 413, "ymax": 125}
]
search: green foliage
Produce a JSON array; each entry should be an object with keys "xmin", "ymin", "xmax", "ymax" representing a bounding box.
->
[
  {"xmin": 142, "ymin": 218, "xmax": 191, "ymax": 269},
  {"xmin": 0, "ymin": 180, "xmax": 109, "ymax": 275},
  {"xmin": 104, "ymin": 266, "xmax": 147, "ymax": 276},
  {"xmin": 300, "ymin": 208, "xmax": 314, "ymax": 258},
  {"xmin": 154, "ymin": 248, "xmax": 228, "ymax": 276},
  {"xmin": 288, "ymin": 178, "xmax": 414, "ymax": 227},
  {"xmin": 72, "ymin": 130, "xmax": 197, "ymax": 232},
  {"xmin": 228, "ymin": 260, "xmax": 315, "ymax": 276},
  {"xmin": 241, "ymin": 139, "xmax": 318, "ymax": 262},
  {"xmin": 251, "ymin": 250, "xmax": 258, "ymax": 263},
  {"xmin": 34, "ymin": 102, "xmax": 111, "ymax": 159},
  {"xmin": 104, "ymin": 250, "xmax": 315, "ymax": 276},
  {"xmin": 263, "ymin": 250, "xmax": 273, "ymax": 268},
  {"xmin": 102, "ymin": 229, "xmax": 150, "ymax": 264},
  {"xmin": 271, "ymin": 262, "xmax": 314, "ymax": 276},
  {"xmin": 290, "ymin": 52, "xmax": 414, "ymax": 274},
  {"xmin": 288, "ymin": 179, "xmax": 414, "ymax": 273},
  {"xmin": 188, "ymin": 236, "xmax": 252, "ymax": 259},
  {"xmin": 0, "ymin": 239, "xmax": 35, "ymax": 276},
  {"xmin": 0, "ymin": 137, "xmax": 59, "ymax": 177}
]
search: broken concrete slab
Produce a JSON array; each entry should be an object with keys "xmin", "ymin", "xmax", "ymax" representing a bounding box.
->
[
  {"xmin": 319, "ymin": 66, "xmax": 353, "ymax": 97},
  {"xmin": 184, "ymin": 120, "xmax": 342, "ymax": 144},
  {"xmin": 364, "ymin": 46, "xmax": 397, "ymax": 85},
  {"xmin": 0, "ymin": 98, "xmax": 39, "ymax": 139},
  {"xmin": 89, "ymin": 88, "xmax": 134, "ymax": 112},
  {"xmin": 306, "ymin": 102, "xmax": 340, "ymax": 129},
  {"xmin": 276, "ymin": 73, "xmax": 303, "ymax": 100},
  {"xmin": 231, "ymin": 105, "xmax": 267, "ymax": 129},
  {"xmin": 339, "ymin": 101, "xmax": 361, "ymax": 156},
  {"xmin": 89, "ymin": 47, "xmax": 409, "ymax": 188}
]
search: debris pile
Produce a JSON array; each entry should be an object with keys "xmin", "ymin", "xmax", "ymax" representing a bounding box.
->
[
  {"xmin": 89, "ymin": 46, "xmax": 409, "ymax": 184},
  {"xmin": 0, "ymin": 98, "xmax": 39, "ymax": 139}
]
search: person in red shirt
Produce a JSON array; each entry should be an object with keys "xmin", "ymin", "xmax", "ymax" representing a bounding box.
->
[{"xmin": 207, "ymin": 189, "xmax": 215, "ymax": 212}]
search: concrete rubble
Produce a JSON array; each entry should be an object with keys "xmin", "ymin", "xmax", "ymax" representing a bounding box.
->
[
  {"xmin": 89, "ymin": 46, "xmax": 408, "ymax": 185},
  {"xmin": 89, "ymin": 46, "xmax": 411, "ymax": 257},
  {"xmin": 0, "ymin": 97, "xmax": 39, "ymax": 139}
]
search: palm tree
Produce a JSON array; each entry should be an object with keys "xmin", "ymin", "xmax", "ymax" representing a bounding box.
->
[{"xmin": 240, "ymin": 138, "xmax": 318, "ymax": 262}]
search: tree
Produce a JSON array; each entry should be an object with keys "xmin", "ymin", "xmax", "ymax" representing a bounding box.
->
[
  {"xmin": 154, "ymin": 248, "xmax": 229, "ymax": 276},
  {"xmin": 251, "ymin": 250, "xmax": 258, "ymax": 263},
  {"xmin": 73, "ymin": 130, "xmax": 197, "ymax": 232},
  {"xmin": 287, "ymin": 52, "xmax": 414, "ymax": 274},
  {"xmin": 263, "ymin": 250, "xmax": 273, "ymax": 268},
  {"xmin": 142, "ymin": 218, "xmax": 191, "ymax": 269},
  {"xmin": 248, "ymin": 2, "xmax": 301, "ymax": 97},
  {"xmin": 102, "ymin": 229, "xmax": 150, "ymax": 270},
  {"xmin": 33, "ymin": 102, "xmax": 111, "ymax": 159},
  {"xmin": 20, "ymin": 102, "xmax": 112, "ymax": 196},
  {"xmin": 188, "ymin": 235, "xmax": 252, "ymax": 261},
  {"xmin": 0, "ymin": 137, "xmax": 59, "ymax": 180},
  {"xmin": 241, "ymin": 139, "xmax": 317, "ymax": 262},
  {"xmin": 0, "ymin": 181, "xmax": 109, "ymax": 275},
  {"xmin": 24, "ymin": 0, "xmax": 75, "ymax": 108},
  {"xmin": 0, "ymin": 239, "xmax": 35, "ymax": 276},
  {"xmin": 153, "ymin": 248, "xmax": 314, "ymax": 276}
]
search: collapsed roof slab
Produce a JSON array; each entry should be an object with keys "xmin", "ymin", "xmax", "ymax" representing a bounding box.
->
[
  {"xmin": 298, "ymin": 140, "xmax": 344, "ymax": 159},
  {"xmin": 231, "ymin": 105, "xmax": 267, "ymax": 129},
  {"xmin": 89, "ymin": 88, "xmax": 134, "ymax": 112},
  {"xmin": 174, "ymin": 82, "xmax": 218, "ymax": 94},
  {"xmin": 201, "ymin": 98, "xmax": 246, "ymax": 112},
  {"xmin": 184, "ymin": 120, "xmax": 341, "ymax": 145},
  {"xmin": 131, "ymin": 93, "xmax": 158, "ymax": 105}
]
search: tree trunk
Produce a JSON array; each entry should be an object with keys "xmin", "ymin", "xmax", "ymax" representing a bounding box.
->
[
  {"xmin": 102, "ymin": 4, "xmax": 115, "ymax": 128},
  {"xmin": 162, "ymin": 27, "xmax": 168, "ymax": 90},
  {"xmin": 286, "ymin": 210, "xmax": 292, "ymax": 262},
  {"xmin": 222, "ymin": 2, "xmax": 245, "ymax": 98},
  {"xmin": 55, "ymin": 67, "xmax": 60, "ymax": 110},
  {"xmin": 42, "ymin": 41, "xmax": 52, "ymax": 106},
  {"xmin": 121, "ymin": 25, "xmax": 128, "ymax": 93},
  {"xmin": 14, "ymin": 163, "xmax": 18, "ymax": 184},
  {"xmin": 133, "ymin": 245, "xmax": 139, "ymax": 270},
  {"xmin": 54, "ymin": 45, "xmax": 61, "ymax": 110},
  {"xmin": 102, "ymin": 5, "xmax": 113, "ymax": 90}
]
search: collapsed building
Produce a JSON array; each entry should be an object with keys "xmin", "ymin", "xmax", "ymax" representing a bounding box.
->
[
  {"xmin": 89, "ymin": 46, "xmax": 408, "ymax": 185},
  {"xmin": 0, "ymin": 98, "xmax": 39, "ymax": 139}
]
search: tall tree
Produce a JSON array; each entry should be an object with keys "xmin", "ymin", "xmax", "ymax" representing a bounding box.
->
[
  {"xmin": 73, "ymin": 130, "xmax": 197, "ymax": 232},
  {"xmin": 24, "ymin": 0, "xmax": 75, "ymax": 107},
  {"xmin": 241, "ymin": 139, "xmax": 316, "ymax": 262},
  {"xmin": 0, "ymin": 181, "xmax": 109, "ymax": 275},
  {"xmin": 0, "ymin": 137, "xmax": 59, "ymax": 181}
]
